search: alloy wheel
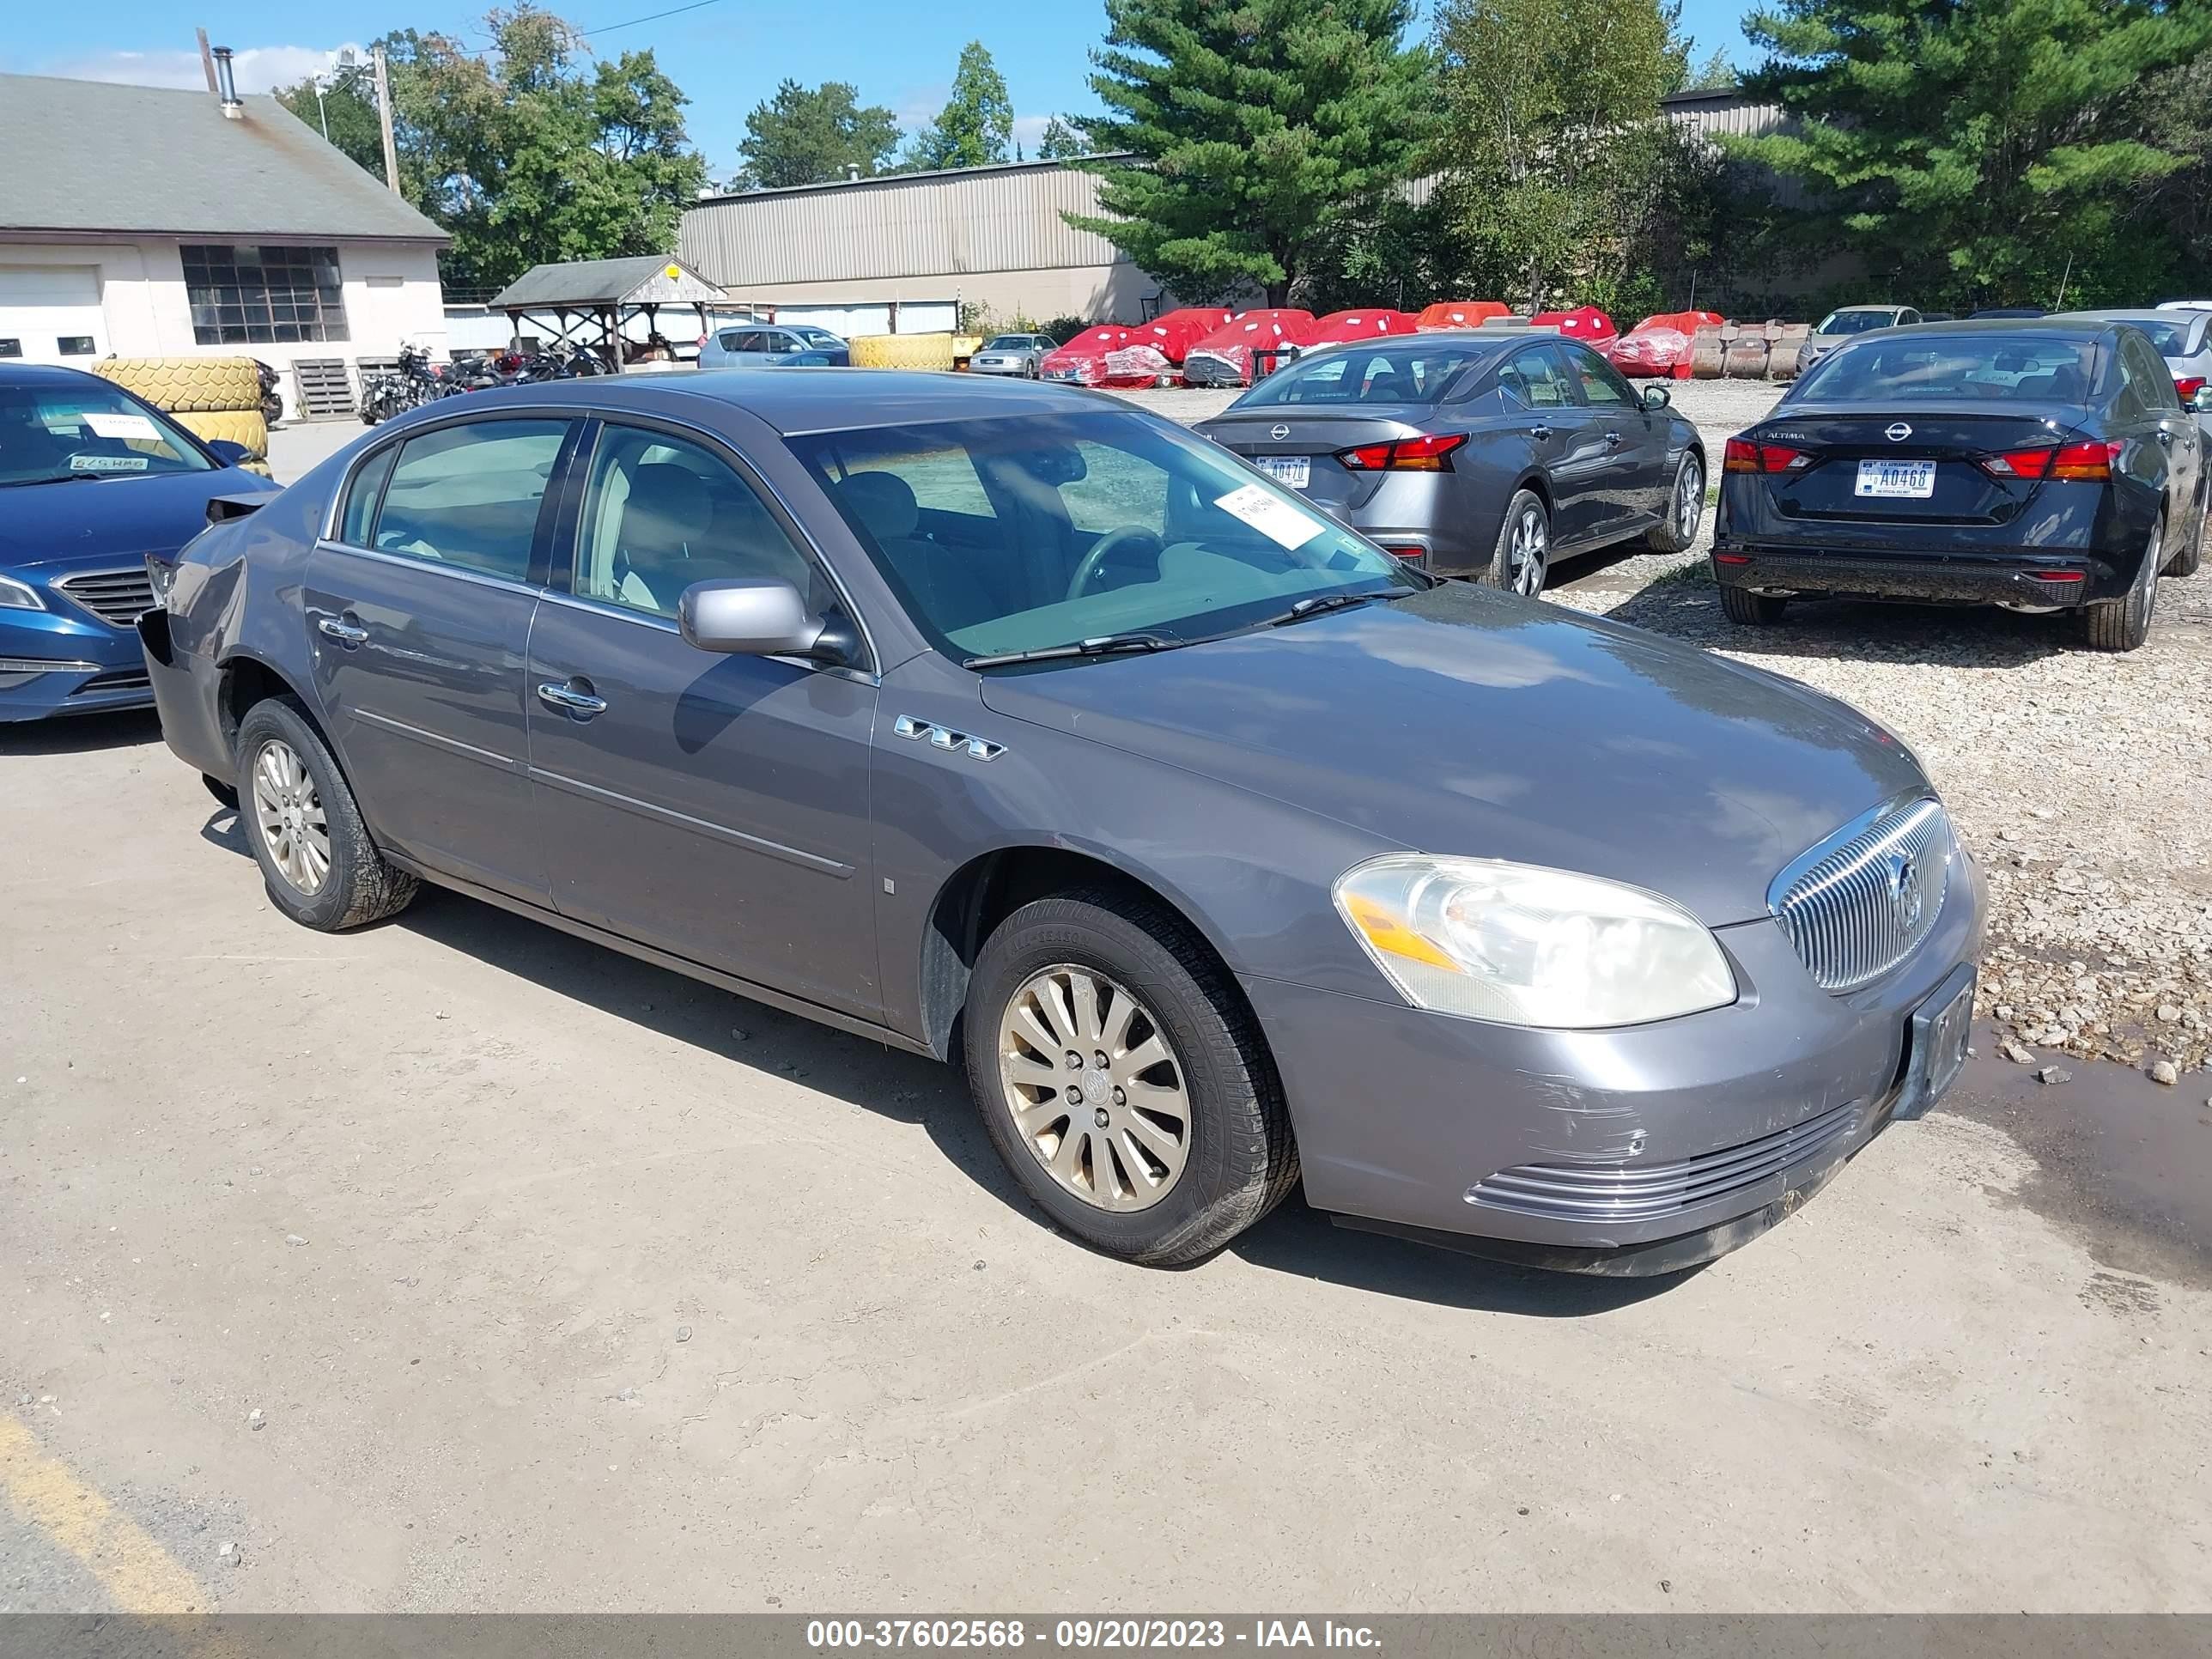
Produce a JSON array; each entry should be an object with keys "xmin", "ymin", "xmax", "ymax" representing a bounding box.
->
[
  {"xmin": 1509, "ymin": 505, "xmax": 1548, "ymax": 596},
  {"xmin": 251, "ymin": 738, "xmax": 331, "ymax": 896},
  {"xmin": 1677, "ymin": 459, "xmax": 1704, "ymax": 541},
  {"xmin": 996, "ymin": 965, "xmax": 1192, "ymax": 1212}
]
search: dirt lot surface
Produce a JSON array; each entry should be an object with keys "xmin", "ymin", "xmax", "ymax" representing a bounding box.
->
[{"xmin": 6, "ymin": 385, "xmax": 2181, "ymax": 1613}]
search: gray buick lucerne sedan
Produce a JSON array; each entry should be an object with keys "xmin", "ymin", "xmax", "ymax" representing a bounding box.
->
[{"xmin": 139, "ymin": 370, "xmax": 1982, "ymax": 1273}]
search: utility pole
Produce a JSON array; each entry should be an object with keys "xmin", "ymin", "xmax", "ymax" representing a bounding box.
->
[
  {"xmin": 195, "ymin": 27, "xmax": 217, "ymax": 93},
  {"xmin": 373, "ymin": 46, "xmax": 401, "ymax": 196}
]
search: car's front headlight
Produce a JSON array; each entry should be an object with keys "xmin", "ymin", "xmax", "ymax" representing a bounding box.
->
[
  {"xmin": 1333, "ymin": 854, "xmax": 1736, "ymax": 1029},
  {"xmin": 0, "ymin": 574, "xmax": 45, "ymax": 611}
]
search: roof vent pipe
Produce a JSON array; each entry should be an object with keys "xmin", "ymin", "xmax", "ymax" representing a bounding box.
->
[
  {"xmin": 212, "ymin": 46, "xmax": 243, "ymax": 117},
  {"xmin": 846, "ymin": 164, "xmax": 860, "ymax": 183}
]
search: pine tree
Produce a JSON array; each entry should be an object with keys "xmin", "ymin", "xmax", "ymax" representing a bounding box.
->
[
  {"xmin": 1735, "ymin": 0, "xmax": 2212, "ymax": 307},
  {"xmin": 1065, "ymin": 0, "xmax": 1431, "ymax": 305}
]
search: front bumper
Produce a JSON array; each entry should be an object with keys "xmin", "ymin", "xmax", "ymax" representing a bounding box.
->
[
  {"xmin": 0, "ymin": 596, "xmax": 155, "ymax": 721},
  {"xmin": 1243, "ymin": 856, "xmax": 1982, "ymax": 1273},
  {"xmin": 968, "ymin": 359, "xmax": 1030, "ymax": 377},
  {"xmin": 1711, "ymin": 544, "xmax": 2124, "ymax": 607}
]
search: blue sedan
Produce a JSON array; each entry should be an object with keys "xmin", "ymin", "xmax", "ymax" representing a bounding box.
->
[{"xmin": 1, "ymin": 363, "xmax": 277, "ymax": 721}]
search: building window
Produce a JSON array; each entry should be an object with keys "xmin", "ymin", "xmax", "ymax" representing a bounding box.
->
[
  {"xmin": 0, "ymin": 339, "xmax": 21, "ymax": 359},
  {"xmin": 56, "ymin": 336, "xmax": 95, "ymax": 356},
  {"xmin": 181, "ymin": 245, "xmax": 349, "ymax": 345}
]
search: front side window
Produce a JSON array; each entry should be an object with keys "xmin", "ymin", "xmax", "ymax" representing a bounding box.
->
[
  {"xmin": 369, "ymin": 419, "xmax": 568, "ymax": 582},
  {"xmin": 1498, "ymin": 344, "xmax": 1576, "ymax": 409},
  {"xmin": 787, "ymin": 410, "xmax": 1419, "ymax": 663},
  {"xmin": 573, "ymin": 425, "xmax": 817, "ymax": 618},
  {"xmin": 1565, "ymin": 344, "xmax": 1632, "ymax": 407},
  {"xmin": 182, "ymin": 244, "xmax": 349, "ymax": 345},
  {"xmin": 0, "ymin": 382, "xmax": 213, "ymax": 487}
]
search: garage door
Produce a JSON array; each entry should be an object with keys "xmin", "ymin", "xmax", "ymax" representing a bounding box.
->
[{"xmin": 0, "ymin": 266, "xmax": 106, "ymax": 367}]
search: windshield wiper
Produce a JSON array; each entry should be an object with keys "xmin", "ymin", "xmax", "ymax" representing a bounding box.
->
[
  {"xmin": 963, "ymin": 632, "xmax": 1176, "ymax": 669},
  {"xmin": 1256, "ymin": 586, "xmax": 1411, "ymax": 629},
  {"xmin": 0, "ymin": 471, "xmax": 109, "ymax": 488}
]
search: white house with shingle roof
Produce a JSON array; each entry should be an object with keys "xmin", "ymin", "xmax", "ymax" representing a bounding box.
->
[{"xmin": 0, "ymin": 71, "xmax": 451, "ymax": 417}]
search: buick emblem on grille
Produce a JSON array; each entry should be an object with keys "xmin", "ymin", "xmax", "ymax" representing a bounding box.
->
[
  {"xmin": 1887, "ymin": 849, "xmax": 1923, "ymax": 929},
  {"xmin": 1885, "ymin": 422, "xmax": 1912, "ymax": 442},
  {"xmin": 1269, "ymin": 424, "xmax": 1290, "ymax": 441}
]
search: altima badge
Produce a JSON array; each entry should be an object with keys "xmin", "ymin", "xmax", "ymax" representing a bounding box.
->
[
  {"xmin": 1269, "ymin": 424, "xmax": 1290, "ymax": 441},
  {"xmin": 1886, "ymin": 422, "xmax": 1912, "ymax": 442}
]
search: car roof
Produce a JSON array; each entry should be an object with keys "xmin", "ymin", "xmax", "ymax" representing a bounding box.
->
[
  {"xmin": 418, "ymin": 366, "xmax": 1135, "ymax": 436},
  {"xmin": 1886, "ymin": 318, "xmax": 2114, "ymax": 337},
  {"xmin": 1828, "ymin": 305, "xmax": 1905, "ymax": 314},
  {"xmin": 0, "ymin": 362, "xmax": 113, "ymax": 389}
]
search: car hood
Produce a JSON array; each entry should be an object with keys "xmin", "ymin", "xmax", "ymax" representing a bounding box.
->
[
  {"xmin": 2, "ymin": 466, "xmax": 278, "ymax": 572},
  {"xmin": 976, "ymin": 582, "xmax": 1926, "ymax": 927}
]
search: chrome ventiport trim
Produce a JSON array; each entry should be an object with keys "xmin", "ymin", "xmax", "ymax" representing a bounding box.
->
[
  {"xmin": 893, "ymin": 714, "xmax": 1003, "ymax": 762},
  {"xmin": 1768, "ymin": 792, "xmax": 1953, "ymax": 993}
]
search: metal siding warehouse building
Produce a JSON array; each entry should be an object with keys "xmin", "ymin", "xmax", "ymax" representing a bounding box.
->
[
  {"xmin": 680, "ymin": 160, "xmax": 1166, "ymax": 331},
  {"xmin": 0, "ymin": 72, "xmax": 450, "ymax": 418}
]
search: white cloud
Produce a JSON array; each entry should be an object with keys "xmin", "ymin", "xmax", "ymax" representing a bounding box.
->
[
  {"xmin": 39, "ymin": 43, "xmax": 368, "ymax": 94},
  {"xmin": 1011, "ymin": 113, "xmax": 1054, "ymax": 153}
]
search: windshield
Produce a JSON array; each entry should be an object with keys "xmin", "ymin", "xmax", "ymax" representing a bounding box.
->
[
  {"xmin": 2128, "ymin": 319, "xmax": 2189, "ymax": 355},
  {"xmin": 1794, "ymin": 335, "xmax": 2098, "ymax": 403},
  {"xmin": 982, "ymin": 336, "xmax": 1032, "ymax": 350},
  {"xmin": 798, "ymin": 328, "xmax": 843, "ymax": 347},
  {"xmin": 1233, "ymin": 340, "xmax": 1492, "ymax": 407},
  {"xmin": 786, "ymin": 410, "xmax": 1420, "ymax": 662},
  {"xmin": 1815, "ymin": 309, "xmax": 1898, "ymax": 337},
  {"xmin": 0, "ymin": 382, "xmax": 214, "ymax": 486}
]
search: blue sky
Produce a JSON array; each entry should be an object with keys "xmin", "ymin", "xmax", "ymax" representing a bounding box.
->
[{"xmin": 1, "ymin": 0, "xmax": 1760, "ymax": 177}]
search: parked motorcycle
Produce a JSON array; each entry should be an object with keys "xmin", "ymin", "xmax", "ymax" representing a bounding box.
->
[
  {"xmin": 252, "ymin": 360, "xmax": 283, "ymax": 424},
  {"xmin": 360, "ymin": 345, "xmax": 448, "ymax": 424}
]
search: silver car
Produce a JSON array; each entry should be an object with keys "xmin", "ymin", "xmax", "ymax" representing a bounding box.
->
[
  {"xmin": 699, "ymin": 324, "xmax": 847, "ymax": 368},
  {"xmin": 1797, "ymin": 304, "xmax": 1924, "ymax": 374},
  {"xmin": 969, "ymin": 333, "xmax": 1056, "ymax": 378},
  {"xmin": 2059, "ymin": 307, "xmax": 2212, "ymax": 425}
]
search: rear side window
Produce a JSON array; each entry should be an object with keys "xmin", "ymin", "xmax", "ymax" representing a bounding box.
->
[
  {"xmin": 338, "ymin": 446, "xmax": 397, "ymax": 545},
  {"xmin": 2114, "ymin": 332, "xmax": 2180, "ymax": 418},
  {"xmin": 370, "ymin": 419, "xmax": 569, "ymax": 582}
]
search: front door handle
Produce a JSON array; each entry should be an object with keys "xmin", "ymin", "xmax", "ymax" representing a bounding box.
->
[
  {"xmin": 1604, "ymin": 428, "xmax": 1625, "ymax": 448},
  {"xmin": 317, "ymin": 615, "xmax": 368, "ymax": 646},
  {"xmin": 537, "ymin": 678, "xmax": 608, "ymax": 719}
]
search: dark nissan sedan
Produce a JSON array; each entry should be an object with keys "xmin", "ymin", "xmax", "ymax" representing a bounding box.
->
[
  {"xmin": 140, "ymin": 371, "xmax": 1982, "ymax": 1273},
  {"xmin": 1195, "ymin": 331, "xmax": 1706, "ymax": 590},
  {"xmin": 1714, "ymin": 319, "xmax": 2207, "ymax": 650}
]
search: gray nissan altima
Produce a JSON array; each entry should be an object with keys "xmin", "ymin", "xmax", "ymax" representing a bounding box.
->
[{"xmin": 139, "ymin": 370, "xmax": 1983, "ymax": 1273}]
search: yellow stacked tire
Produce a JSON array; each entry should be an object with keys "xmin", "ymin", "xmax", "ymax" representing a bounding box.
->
[
  {"xmin": 173, "ymin": 408, "xmax": 269, "ymax": 456},
  {"xmin": 848, "ymin": 332, "xmax": 957, "ymax": 370},
  {"xmin": 89, "ymin": 356, "xmax": 263, "ymax": 413}
]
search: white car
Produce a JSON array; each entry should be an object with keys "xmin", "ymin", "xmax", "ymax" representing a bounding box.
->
[{"xmin": 968, "ymin": 334, "xmax": 1056, "ymax": 378}]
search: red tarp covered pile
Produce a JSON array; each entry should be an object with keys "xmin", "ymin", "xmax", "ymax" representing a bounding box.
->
[
  {"xmin": 1182, "ymin": 309, "xmax": 1318, "ymax": 386},
  {"xmin": 1309, "ymin": 309, "xmax": 1422, "ymax": 345},
  {"xmin": 1102, "ymin": 307, "xmax": 1238, "ymax": 386},
  {"xmin": 1415, "ymin": 301, "xmax": 1510, "ymax": 331},
  {"xmin": 1529, "ymin": 306, "xmax": 1619, "ymax": 346},
  {"xmin": 1039, "ymin": 325, "xmax": 1134, "ymax": 386},
  {"xmin": 1606, "ymin": 310, "xmax": 1725, "ymax": 376}
]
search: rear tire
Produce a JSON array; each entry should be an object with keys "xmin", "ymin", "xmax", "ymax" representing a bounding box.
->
[
  {"xmin": 2083, "ymin": 521, "xmax": 2161, "ymax": 652},
  {"xmin": 234, "ymin": 696, "xmax": 418, "ymax": 931},
  {"xmin": 1484, "ymin": 489, "xmax": 1551, "ymax": 596},
  {"xmin": 962, "ymin": 888, "xmax": 1298, "ymax": 1267},
  {"xmin": 1644, "ymin": 452, "xmax": 1705, "ymax": 553},
  {"xmin": 1719, "ymin": 584, "xmax": 1787, "ymax": 625}
]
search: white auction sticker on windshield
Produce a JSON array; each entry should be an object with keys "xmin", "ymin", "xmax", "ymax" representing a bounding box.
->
[
  {"xmin": 82, "ymin": 411, "xmax": 161, "ymax": 442},
  {"xmin": 70, "ymin": 453, "xmax": 151, "ymax": 473},
  {"xmin": 1214, "ymin": 482, "xmax": 1326, "ymax": 550}
]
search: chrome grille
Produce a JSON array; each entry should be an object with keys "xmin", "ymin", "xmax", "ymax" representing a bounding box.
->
[
  {"xmin": 1468, "ymin": 1100, "xmax": 1860, "ymax": 1224},
  {"xmin": 54, "ymin": 568, "xmax": 156, "ymax": 629},
  {"xmin": 1770, "ymin": 795, "xmax": 1952, "ymax": 992}
]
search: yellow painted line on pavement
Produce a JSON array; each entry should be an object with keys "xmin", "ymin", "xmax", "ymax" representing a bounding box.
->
[{"xmin": 0, "ymin": 1411, "xmax": 209, "ymax": 1612}]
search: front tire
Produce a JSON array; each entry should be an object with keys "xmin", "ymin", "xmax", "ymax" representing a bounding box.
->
[
  {"xmin": 2162, "ymin": 493, "xmax": 2203, "ymax": 577},
  {"xmin": 1485, "ymin": 489, "xmax": 1551, "ymax": 596},
  {"xmin": 1645, "ymin": 453, "xmax": 1705, "ymax": 553},
  {"xmin": 962, "ymin": 889, "xmax": 1297, "ymax": 1266},
  {"xmin": 1719, "ymin": 584, "xmax": 1787, "ymax": 625},
  {"xmin": 235, "ymin": 696, "xmax": 417, "ymax": 930},
  {"xmin": 2083, "ymin": 520, "xmax": 2161, "ymax": 652}
]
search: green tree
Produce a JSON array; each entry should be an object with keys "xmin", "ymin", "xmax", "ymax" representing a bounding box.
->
[
  {"xmin": 1735, "ymin": 0, "xmax": 2212, "ymax": 308},
  {"xmin": 1682, "ymin": 46, "xmax": 1735, "ymax": 90},
  {"xmin": 1434, "ymin": 0, "xmax": 1682, "ymax": 311},
  {"xmin": 1065, "ymin": 0, "xmax": 1431, "ymax": 306},
  {"xmin": 734, "ymin": 80, "xmax": 900, "ymax": 189},
  {"xmin": 371, "ymin": 4, "xmax": 707, "ymax": 293},
  {"xmin": 275, "ymin": 57, "xmax": 388, "ymax": 180},
  {"xmin": 903, "ymin": 41, "xmax": 1016, "ymax": 170},
  {"xmin": 1036, "ymin": 115, "xmax": 1090, "ymax": 161}
]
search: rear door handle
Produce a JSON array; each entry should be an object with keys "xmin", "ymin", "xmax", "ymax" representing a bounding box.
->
[
  {"xmin": 1529, "ymin": 424, "xmax": 1553, "ymax": 441},
  {"xmin": 536, "ymin": 679, "xmax": 608, "ymax": 719},
  {"xmin": 317, "ymin": 615, "xmax": 368, "ymax": 646}
]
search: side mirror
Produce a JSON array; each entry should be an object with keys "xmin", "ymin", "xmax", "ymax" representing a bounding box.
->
[
  {"xmin": 206, "ymin": 439, "xmax": 253, "ymax": 466},
  {"xmin": 1641, "ymin": 384, "xmax": 1673, "ymax": 411},
  {"xmin": 2194, "ymin": 386, "xmax": 2212, "ymax": 415},
  {"xmin": 678, "ymin": 579, "xmax": 842, "ymax": 662}
]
